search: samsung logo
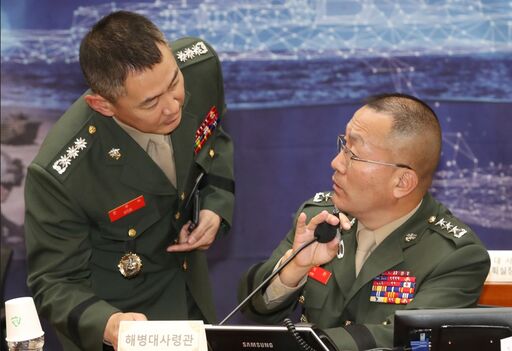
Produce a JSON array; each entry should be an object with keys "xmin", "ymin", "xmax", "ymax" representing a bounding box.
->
[{"xmin": 241, "ymin": 341, "xmax": 274, "ymax": 348}]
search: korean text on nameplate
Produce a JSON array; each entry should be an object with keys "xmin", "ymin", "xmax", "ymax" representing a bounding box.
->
[{"xmin": 118, "ymin": 320, "xmax": 207, "ymax": 351}]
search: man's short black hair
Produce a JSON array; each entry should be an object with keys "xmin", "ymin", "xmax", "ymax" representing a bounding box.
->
[
  {"xmin": 364, "ymin": 93, "xmax": 439, "ymax": 136},
  {"xmin": 364, "ymin": 93, "xmax": 442, "ymax": 187},
  {"xmin": 79, "ymin": 11, "xmax": 167, "ymax": 102}
]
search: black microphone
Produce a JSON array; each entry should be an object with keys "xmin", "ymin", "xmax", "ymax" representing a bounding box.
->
[
  {"xmin": 314, "ymin": 222, "xmax": 338, "ymax": 243},
  {"xmin": 219, "ymin": 221, "xmax": 338, "ymax": 325}
]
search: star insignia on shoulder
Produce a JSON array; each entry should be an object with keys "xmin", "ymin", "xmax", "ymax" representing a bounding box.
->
[
  {"xmin": 313, "ymin": 192, "xmax": 331, "ymax": 203},
  {"xmin": 435, "ymin": 218, "xmax": 447, "ymax": 228},
  {"xmin": 434, "ymin": 217, "xmax": 468, "ymax": 238},
  {"xmin": 175, "ymin": 41, "xmax": 209, "ymax": 63},
  {"xmin": 449, "ymin": 225, "xmax": 467, "ymax": 238},
  {"xmin": 52, "ymin": 137, "xmax": 88, "ymax": 174}
]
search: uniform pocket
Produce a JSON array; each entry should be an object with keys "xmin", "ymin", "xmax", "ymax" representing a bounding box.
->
[
  {"xmin": 303, "ymin": 277, "xmax": 330, "ymax": 310},
  {"xmin": 97, "ymin": 201, "xmax": 161, "ymax": 242}
]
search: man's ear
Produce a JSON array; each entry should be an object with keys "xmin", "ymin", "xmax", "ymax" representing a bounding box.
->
[
  {"xmin": 393, "ymin": 170, "xmax": 418, "ymax": 199},
  {"xmin": 84, "ymin": 94, "xmax": 116, "ymax": 117}
]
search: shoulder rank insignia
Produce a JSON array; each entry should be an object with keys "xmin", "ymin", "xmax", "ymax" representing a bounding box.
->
[
  {"xmin": 313, "ymin": 192, "xmax": 331, "ymax": 203},
  {"xmin": 176, "ymin": 41, "xmax": 209, "ymax": 63},
  {"xmin": 52, "ymin": 137, "xmax": 87, "ymax": 174},
  {"xmin": 434, "ymin": 217, "xmax": 467, "ymax": 238}
]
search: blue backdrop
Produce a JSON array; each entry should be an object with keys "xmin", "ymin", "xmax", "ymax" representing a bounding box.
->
[{"xmin": 1, "ymin": 1, "xmax": 511, "ymax": 349}]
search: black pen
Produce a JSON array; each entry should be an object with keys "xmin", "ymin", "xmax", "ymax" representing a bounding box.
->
[{"xmin": 188, "ymin": 189, "xmax": 200, "ymax": 231}]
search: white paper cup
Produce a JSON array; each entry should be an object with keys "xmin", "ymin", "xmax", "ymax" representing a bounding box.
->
[{"xmin": 5, "ymin": 297, "xmax": 44, "ymax": 343}]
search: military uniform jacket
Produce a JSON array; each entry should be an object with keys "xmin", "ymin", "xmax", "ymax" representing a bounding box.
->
[
  {"xmin": 25, "ymin": 38, "xmax": 234, "ymax": 350},
  {"xmin": 239, "ymin": 192, "xmax": 490, "ymax": 351}
]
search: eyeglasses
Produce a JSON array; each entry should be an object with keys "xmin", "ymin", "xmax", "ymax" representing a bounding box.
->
[{"xmin": 336, "ymin": 134, "xmax": 413, "ymax": 170}]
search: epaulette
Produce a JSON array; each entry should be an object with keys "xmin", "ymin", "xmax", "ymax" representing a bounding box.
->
[
  {"xmin": 46, "ymin": 124, "xmax": 97, "ymax": 182},
  {"xmin": 427, "ymin": 213, "xmax": 475, "ymax": 247},
  {"xmin": 172, "ymin": 38, "xmax": 215, "ymax": 70}
]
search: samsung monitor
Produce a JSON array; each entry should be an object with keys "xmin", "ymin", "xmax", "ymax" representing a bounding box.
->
[
  {"xmin": 394, "ymin": 307, "xmax": 512, "ymax": 351},
  {"xmin": 205, "ymin": 324, "xmax": 338, "ymax": 351}
]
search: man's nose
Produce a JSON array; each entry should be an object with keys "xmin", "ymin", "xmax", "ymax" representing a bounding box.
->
[
  {"xmin": 162, "ymin": 95, "xmax": 180, "ymax": 115},
  {"xmin": 331, "ymin": 151, "xmax": 348, "ymax": 174}
]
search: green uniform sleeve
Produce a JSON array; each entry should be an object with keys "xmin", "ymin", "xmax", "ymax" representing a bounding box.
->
[
  {"xmin": 25, "ymin": 163, "xmax": 119, "ymax": 350},
  {"xmin": 238, "ymin": 198, "xmax": 331, "ymax": 322},
  {"xmin": 238, "ymin": 227, "xmax": 299, "ymax": 323},
  {"xmin": 200, "ymin": 122, "xmax": 235, "ymax": 232}
]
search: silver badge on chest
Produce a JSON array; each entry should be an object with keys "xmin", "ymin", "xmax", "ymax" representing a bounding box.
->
[{"xmin": 118, "ymin": 252, "xmax": 142, "ymax": 278}]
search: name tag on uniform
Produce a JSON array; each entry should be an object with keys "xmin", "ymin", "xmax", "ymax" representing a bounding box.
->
[
  {"xmin": 108, "ymin": 195, "xmax": 146, "ymax": 222},
  {"xmin": 308, "ymin": 266, "xmax": 332, "ymax": 285}
]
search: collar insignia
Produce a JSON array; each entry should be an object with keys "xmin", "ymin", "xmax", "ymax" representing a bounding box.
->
[
  {"xmin": 108, "ymin": 148, "xmax": 121, "ymax": 160},
  {"xmin": 404, "ymin": 233, "xmax": 417, "ymax": 242}
]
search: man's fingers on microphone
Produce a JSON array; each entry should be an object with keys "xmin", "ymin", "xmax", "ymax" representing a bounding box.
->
[
  {"xmin": 326, "ymin": 213, "xmax": 340, "ymax": 226},
  {"xmin": 295, "ymin": 212, "xmax": 308, "ymax": 230},
  {"xmin": 338, "ymin": 212, "xmax": 353, "ymax": 230},
  {"xmin": 326, "ymin": 237, "xmax": 340, "ymax": 249},
  {"xmin": 307, "ymin": 210, "xmax": 331, "ymax": 228}
]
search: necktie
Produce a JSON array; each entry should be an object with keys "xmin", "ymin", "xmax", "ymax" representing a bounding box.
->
[
  {"xmin": 147, "ymin": 135, "xmax": 177, "ymax": 187},
  {"xmin": 355, "ymin": 228, "xmax": 375, "ymax": 276}
]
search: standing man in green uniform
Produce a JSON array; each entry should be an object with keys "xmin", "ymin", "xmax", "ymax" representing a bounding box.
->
[
  {"xmin": 239, "ymin": 93, "xmax": 490, "ymax": 350},
  {"xmin": 24, "ymin": 11, "xmax": 234, "ymax": 350}
]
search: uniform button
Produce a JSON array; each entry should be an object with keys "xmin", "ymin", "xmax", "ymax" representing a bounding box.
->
[
  {"xmin": 180, "ymin": 192, "xmax": 186, "ymax": 201},
  {"xmin": 182, "ymin": 259, "xmax": 188, "ymax": 271},
  {"xmin": 298, "ymin": 295, "xmax": 305, "ymax": 304},
  {"xmin": 88, "ymin": 125, "xmax": 97, "ymax": 134},
  {"xmin": 428, "ymin": 216, "xmax": 436, "ymax": 223},
  {"xmin": 344, "ymin": 320, "xmax": 353, "ymax": 326},
  {"xmin": 209, "ymin": 149, "xmax": 215, "ymax": 158},
  {"xmin": 175, "ymin": 212, "xmax": 181, "ymax": 220},
  {"xmin": 382, "ymin": 320, "xmax": 390, "ymax": 325},
  {"xmin": 128, "ymin": 228, "xmax": 137, "ymax": 237}
]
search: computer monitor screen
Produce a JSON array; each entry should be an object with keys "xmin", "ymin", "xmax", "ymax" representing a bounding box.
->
[
  {"xmin": 394, "ymin": 307, "xmax": 512, "ymax": 351},
  {"xmin": 205, "ymin": 324, "xmax": 338, "ymax": 351}
]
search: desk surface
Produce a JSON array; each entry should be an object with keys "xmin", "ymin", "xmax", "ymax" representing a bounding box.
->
[{"xmin": 478, "ymin": 282, "xmax": 512, "ymax": 306}]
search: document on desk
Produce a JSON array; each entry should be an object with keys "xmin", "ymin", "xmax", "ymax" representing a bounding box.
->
[
  {"xmin": 118, "ymin": 320, "xmax": 207, "ymax": 351},
  {"xmin": 502, "ymin": 336, "xmax": 512, "ymax": 351}
]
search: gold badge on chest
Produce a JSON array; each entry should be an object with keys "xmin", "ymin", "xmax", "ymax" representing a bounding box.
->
[{"xmin": 118, "ymin": 252, "xmax": 142, "ymax": 278}]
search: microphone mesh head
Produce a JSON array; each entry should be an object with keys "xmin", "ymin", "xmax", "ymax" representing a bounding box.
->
[{"xmin": 315, "ymin": 222, "xmax": 337, "ymax": 243}]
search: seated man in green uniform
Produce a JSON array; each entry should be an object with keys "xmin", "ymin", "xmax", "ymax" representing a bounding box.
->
[
  {"xmin": 238, "ymin": 93, "xmax": 490, "ymax": 351},
  {"xmin": 24, "ymin": 11, "xmax": 234, "ymax": 351}
]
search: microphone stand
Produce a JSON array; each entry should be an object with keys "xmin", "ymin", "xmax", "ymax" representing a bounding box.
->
[{"xmin": 219, "ymin": 237, "xmax": 318, "ymax": 325}]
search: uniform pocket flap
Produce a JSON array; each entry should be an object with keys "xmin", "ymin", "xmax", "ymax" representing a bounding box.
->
[{"xmin": 98, "ymin": 201, "xmax": 160, "ymax": 241}]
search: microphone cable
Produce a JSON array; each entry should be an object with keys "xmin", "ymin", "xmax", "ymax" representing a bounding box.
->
[{"xmin": 283, "ymin": 317, "xmax": 318, "ymax": 351}]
